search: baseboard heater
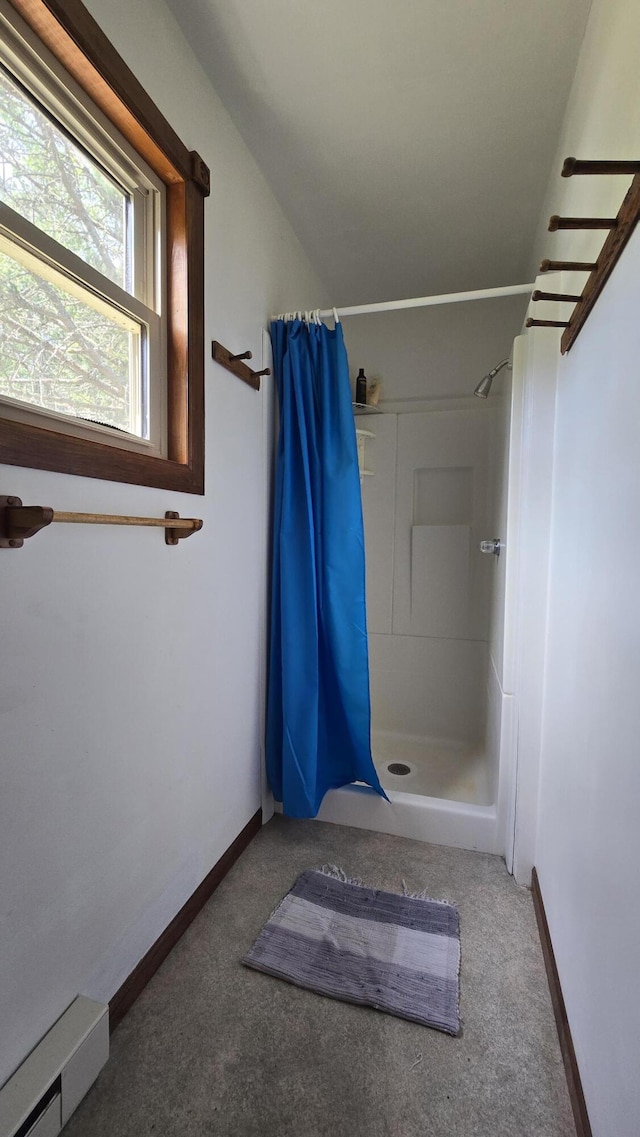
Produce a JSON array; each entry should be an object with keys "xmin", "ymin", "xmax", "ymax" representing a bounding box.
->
[{"xmin": 0, "ymin": 997, "xmax": 108, "ymax": 1137}]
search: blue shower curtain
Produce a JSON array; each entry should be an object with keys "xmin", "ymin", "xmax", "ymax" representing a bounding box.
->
[{"xmin": 266, "ymin": 317, "xmax": 387, "ymax": 818}]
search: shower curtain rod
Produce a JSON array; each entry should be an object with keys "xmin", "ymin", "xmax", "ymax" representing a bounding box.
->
[{"xmin": 315, "ymin": 281, "xmax": 535, "ymax": 319}]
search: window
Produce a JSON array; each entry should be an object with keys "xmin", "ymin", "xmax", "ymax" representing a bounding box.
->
[{"xmin": 0, "ymin": 0, "xmax": 209, "ymax": 492}]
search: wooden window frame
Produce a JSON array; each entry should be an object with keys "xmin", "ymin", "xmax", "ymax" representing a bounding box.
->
[{"xmin": 0, "ymin": 0, "xmax": 210, "ymax": 493}]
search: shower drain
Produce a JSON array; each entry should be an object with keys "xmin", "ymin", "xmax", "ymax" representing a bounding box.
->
[{"xmin": 387, "ymin": 762, "xmax": 411, "ymax": 776}]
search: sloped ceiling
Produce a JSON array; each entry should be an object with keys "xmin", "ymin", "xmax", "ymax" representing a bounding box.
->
[{"xmin": 166, "ymin": 0, "xmax": 591, "ymax": 305}]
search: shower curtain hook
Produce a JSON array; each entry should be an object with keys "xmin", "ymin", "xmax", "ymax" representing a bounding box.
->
[{"xmin": 332, "ymin": 306, "xmax": 341, "ymax": 324}]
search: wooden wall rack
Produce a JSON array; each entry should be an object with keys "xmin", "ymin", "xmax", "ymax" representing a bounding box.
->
[
  {"xmin": 212, "ymin": 341, "xmax": 271, "ymax": 391},
  {"xmin": 530, "ymin": 158, "xmax": 640, "ymax": 353},
  {"xmin": 0, "ymin": 496, "xmax": 203, "ymax": 548}
]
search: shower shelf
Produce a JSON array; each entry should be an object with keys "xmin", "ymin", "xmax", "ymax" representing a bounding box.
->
[
  {"xmin": 355, "ymin": 428, "xmax": 376, "ymax": 439},
  {"xmin": 352, "ymin": 403, "xmax": 382, "ymax": 414}
]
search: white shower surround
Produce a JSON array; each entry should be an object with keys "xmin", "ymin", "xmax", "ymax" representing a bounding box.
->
[
  {"xmin": 316, "ymin": 656, "xmax": 516, "ymax": 856},
  {"xmin": 316, "ymin": 335, "xmax": 522, "ymax": 857},
  {"xmin": 316, "ymin": 784, "xmax": 499, "ymax": 853}
]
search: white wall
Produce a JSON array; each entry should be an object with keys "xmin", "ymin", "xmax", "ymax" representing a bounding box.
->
[
  {"xmin": 0, "ymin": 0, "xmax": 326, "ymax": 1089},
  {"xmin": 343, "ymin": 296, "xmax": 527, "ymax": 403},
  {"xmin": 529, "ymin": 1, "xmax": 640, "ymax": 1132}
]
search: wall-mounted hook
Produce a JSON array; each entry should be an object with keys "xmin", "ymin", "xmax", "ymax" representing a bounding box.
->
[
  {"xmin": 526, "ymin": 318, "xmax": 570, "ymax": 329},
  {"xmin": 548, "ymin": 215, "xmax": 617, "ymax": 231},
  {"xmin": 212, "ymin": 341, "xmax": 270, "ymax": 390},
  {"xmin": 530, "ymin": 157, "xmax": 640, "ymax": 354},
  {"xmin": 539, "ymin": 259, "xmax": 597, "ymax": 273},
  {"xmin": 531, "ymin": 290, "xmax": 583, "ymax": 304},
  {"xmin": 562, "ymin": 157, "xmax": 640, "ymax": 177}
]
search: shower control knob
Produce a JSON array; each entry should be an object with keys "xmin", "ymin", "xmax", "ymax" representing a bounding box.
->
[{"xmin": 480, "ymin": 539, "xmax": 503, "ymax": 557}]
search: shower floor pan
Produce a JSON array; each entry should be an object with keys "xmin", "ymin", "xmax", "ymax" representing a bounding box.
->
[
  {"xmin": 373, "ymin": 732, "xmax": 491, "ymax": 804},
  {"xmin": 315, "ymin": 732, "xmax": 498, "ymax": 854}
]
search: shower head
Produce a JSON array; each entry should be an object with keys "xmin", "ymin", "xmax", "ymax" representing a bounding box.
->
[{"xmin": 474, "ymin": 358, "xmax": 511, "ymax": 399}]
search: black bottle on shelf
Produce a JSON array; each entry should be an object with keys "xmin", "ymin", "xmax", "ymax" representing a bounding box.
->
[{"xmin": 355, "ymin": 368, "xmax": 367, "ymax": 405}]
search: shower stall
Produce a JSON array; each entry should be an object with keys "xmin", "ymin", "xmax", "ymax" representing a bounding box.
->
[{"xmin": 315, "ymin": 331, "xmax": 526, "ymax": 857}]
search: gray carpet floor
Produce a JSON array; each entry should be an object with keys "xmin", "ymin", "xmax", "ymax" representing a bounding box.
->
[{"xmin": 63, "ymin": 815, "xmax": 575, "ymax": 1137}]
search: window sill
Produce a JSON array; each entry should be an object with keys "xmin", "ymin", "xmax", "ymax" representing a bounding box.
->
[{"xmin": 0, "ymin": 417, "xmax": 204, "ymax": 493}]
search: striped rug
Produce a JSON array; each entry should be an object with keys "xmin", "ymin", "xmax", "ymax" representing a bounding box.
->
[{"xmin": 243, "ymin": 867, "xmax": 461, "ymax": 1035}]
